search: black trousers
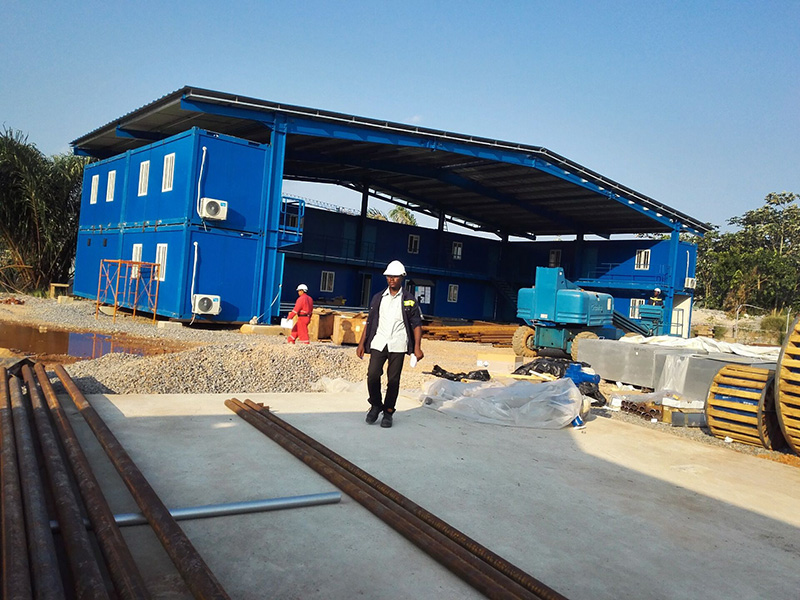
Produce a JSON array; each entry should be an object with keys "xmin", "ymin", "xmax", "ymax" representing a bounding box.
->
[{"xmin": 367, "ymin": 346, "xmax": 405, "ymax": 413}]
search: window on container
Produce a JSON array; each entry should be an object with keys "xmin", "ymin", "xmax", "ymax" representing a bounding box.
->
[
  {"xmin": 131, "ymin": 244, "xmax": 143, "ymax": 279},
  {"xmin": 408, "ymin": 234, "xmax": 420, "ymax": 254},
  {"xmin": 155, "ymin": 243, "xmax": 168, "ymax": 282},
  {"xmin": 447, "ymin": 284, "xmax": 459, "ymax": 303},
  {"xmin": 321, "ymin": 270, "xmax": 335, "ymax": 293},
  {"xmin": 415, "ymin": 285, "xmax": 431, "ymax": 304},
  {"xmin": 162, "ymin": 153, "xmax": 175, "ymax": 192},
  {"xmin": 105, "ymin": 170, "xmax": 116, "ymax": 202},
  {"xmin": 671, "ymin": 309, "xmax": 685, "ymax": 336},
  {"xmin": 635, "ymin": 249, "xmax": 651, "ymax": 270},
  {"xmin": 452, "ymin": 241, "xmax": 462, "ymax": 260},
  {"xmin": 629, "ymin": 298, "xmax": 645, "ymax": 319},
  {"xmin": 90, "ymin": 174, "xmax": 99, "ymax": 204},
  {"xmin": 548, "ymin": 249, "xmax": 561, "ymax": 267},
  {"xmin": 138, "ymin": 161, "xmax": 150, "ymax": 197}
]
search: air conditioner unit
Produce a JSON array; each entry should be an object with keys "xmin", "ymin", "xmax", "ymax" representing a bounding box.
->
[
  {"xmin": 199, "ymin": 197, "xmax": 228, "ymax": 220},
  {"xmin": 685, "ymin": 277, "xmax": 697, "ymax": 289},
  {"xmin": 192, "ymin": 294, "xmax": 222, "ymax": 315}
]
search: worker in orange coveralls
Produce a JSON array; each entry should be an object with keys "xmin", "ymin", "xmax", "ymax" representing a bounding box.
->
[{"xmin": 286, "ymin": 284, "xmax": 313, "ymax": 344}]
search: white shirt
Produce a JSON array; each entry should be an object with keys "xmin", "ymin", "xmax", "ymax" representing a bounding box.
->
[{"xmin": 370, "ymin": 287, "xmax": 408, "ymax": 353}]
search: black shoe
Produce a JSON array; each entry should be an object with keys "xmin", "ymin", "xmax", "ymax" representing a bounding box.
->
[
  {"xmin": 366, "ymin": 406, "xmax": 381, "ymax": 424},
  {"xmin": 380, "ymin": 412, "xmax": 393, "ymax": 428}
]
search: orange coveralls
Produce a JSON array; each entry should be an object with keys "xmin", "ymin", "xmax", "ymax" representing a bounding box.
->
[{"xmin": 287, "ymin": 293, "xmax": 314, "ymax": 344}]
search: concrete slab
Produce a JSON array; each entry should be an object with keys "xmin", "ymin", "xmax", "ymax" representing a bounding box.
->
[
  {"xmin": 65, "ymin": 390, "xmax": 800, "ymax": 599},
  {"xmin": 238, "ymin": 323, "xmax": 284, "ymax": 335}
]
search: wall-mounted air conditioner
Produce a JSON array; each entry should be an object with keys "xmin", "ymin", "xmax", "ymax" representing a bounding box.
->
[
  {"xmin": 192, "ymin": 294, "xmax": 222, "ymax": 315},
  {"xmin": 199, "ymin": 197, "xmax": 228, "ymax": 220},
  {"xmin": 684, "ymin": 277, "xmax": 697, "ymax": 289}
]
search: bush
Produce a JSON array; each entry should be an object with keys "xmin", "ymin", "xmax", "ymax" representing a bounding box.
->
[
  {"xmin": 761, "ymin": 315, "xmax": 785, "ymax": 333},
  {"xmin": 713, "ymin": 325, "xmax": 727, "ymax": 340}
]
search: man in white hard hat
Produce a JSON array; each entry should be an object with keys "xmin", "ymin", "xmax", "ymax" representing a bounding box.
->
[
  {"xmin": 650, "ymin": 287, "xmax": 664, "ymax": 306},
  {"xmin": 357, "ymin": 260, "xmax": 424, "ymax": 428},
  {"xmin": 286, "ymin": 284, "xmax": 314, "ymax": 344}
]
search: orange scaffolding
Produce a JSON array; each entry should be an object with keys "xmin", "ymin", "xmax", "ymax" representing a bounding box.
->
[{"xmin": 95, "ymin": 259, "xmax": 161, "ymax": 324}]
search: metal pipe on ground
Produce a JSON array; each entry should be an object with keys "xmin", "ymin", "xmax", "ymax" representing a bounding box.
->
[
  {"xmin": 51, "ymin": 493, "xmax": 343, "ymax": 531},
  {"xmin": 243, "ymin": 399, "xmax": 567, "ymax": 600},
  {"xmin": 1, "ymin": 367, "xmax": 33, "ymax": 600},
  {"xmin": 226, "ymin": 398, "xmax": 544, "ymax": 600},
  {"xmin": 54, "ymin": 364, "xmax": 231, "ymax": 600},
  {"xmin": 18, "ymin": 371, "xmax": 110, "ymax": 600},
  {"xmin": 8, "ymin": 375, "xmax": 65, "ymax": 598},
  {"xmin": 30, "ymin": 363, "xmax": 151, "ymax": 600}
]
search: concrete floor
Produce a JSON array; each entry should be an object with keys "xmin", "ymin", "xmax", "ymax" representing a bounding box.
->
[{"xmin": 65, "ymin": 390, "xmax": 800, "ymax": 600}]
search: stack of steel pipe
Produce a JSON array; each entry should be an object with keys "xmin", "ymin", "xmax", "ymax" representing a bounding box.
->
[
  {"xmin": 226, "ymin": 397, "xmax": 568, "ymax": 600},
  {"xmin": 620, "ymin": 399, "xmax": 662, "ymax": 420},
  {"xmin": 1, "ymin": 363, "xmax": 232, "ymax": 599}
]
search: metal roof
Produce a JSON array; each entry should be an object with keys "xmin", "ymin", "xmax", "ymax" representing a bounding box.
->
[{"xmin": 72, "ymin": 86, "xmax": 711, "ymax": 238}]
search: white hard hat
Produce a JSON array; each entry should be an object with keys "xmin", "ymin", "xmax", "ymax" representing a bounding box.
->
[
  {"xmin": 383, "ymin": 260, "xmax": 406, "ymax": 276},
  {"xmin": 654, "ymin": 287, "xmax": 661, "ymax": 293},
  {"xmin": 297, "ymin": 284, "xmax": 308, "ymax": 292}
]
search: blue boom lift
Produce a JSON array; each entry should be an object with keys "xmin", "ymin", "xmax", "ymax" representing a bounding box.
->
[{"xmin": 512, "ymin": 267, "xmax": 665, "ymax": 360}]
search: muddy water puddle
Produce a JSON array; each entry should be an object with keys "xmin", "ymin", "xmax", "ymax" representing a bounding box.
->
[{"xmin": 0, "ymin": 321, "xmax": 188, "ymax": 363}]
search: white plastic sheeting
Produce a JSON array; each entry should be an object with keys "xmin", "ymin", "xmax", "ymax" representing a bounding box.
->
[
  {"xmin": 618, "ymin": 334, "xmax": 780, "ymax": 361},
  {"xmin": 420, "ymin": 377, "xmax": 583, "ymax": 429}
]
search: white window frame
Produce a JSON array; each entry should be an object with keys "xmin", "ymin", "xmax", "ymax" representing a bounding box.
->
[
  {"xmin": 671, "ymin": 308, "xmax": 685, "ymax": 337},
  {"xmin": 90, "ymin": 174, "xmax": 99, "ymax": 204},
  {"xmin": 161, "ymin": 153, "xmax": 175, "ymax": 192},
  {"xmin": 548, "ymin": 249, "xmax": 561, "ymax": 268},
  {"xmin": 415, "ymin": 285, "xmax": 432, "ymax": 305},
  {"xmin": 408, "ymin": 234, "xmax": 420, "ymax": 254},
  {"xmin": 452, "ymin": 241, "xmax": 462, "ymax": 260},
  {"xmin": 105, "ymin": 170, "xmax": 116, "ymax": 202},
  {"xmin": 131, "ymin": 244, "xmax": 143, "ymax": 279},
  {"xmin": 635, "ymin": 249, "xmax": 651, "ymax": 271},
  {"xmin": 321, "ymin": 270, "xmax": 335, "ymax": 293},
  {"xmin": 155, "ymin": 243, "xmax": 168, "ymax": 282},
  {"xmin": 447, "ymin": 284, "xmax": 459, "ymax": 303},
  {"xmin": 138, "ymin": 161, "xmax": 150, "ymax": 197},
  {"xmin": 629, "ymin": 298, "xmax": 645, "ymax": 319}
]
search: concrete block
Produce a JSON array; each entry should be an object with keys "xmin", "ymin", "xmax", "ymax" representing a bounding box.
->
[
  {"xmin": 475, "ymin": 352, "xmax": 524, "ymax": 374},
  {"xmin": 239, "ymin": 324, "xmax": 283, "ymax": 335},
  {"xmin": 56, "ymin": 295, "xmax": 75, "ymax": 305},
  {"xmin": 157, "ymin": 321, "xmax": 185, "ymax": 330}
]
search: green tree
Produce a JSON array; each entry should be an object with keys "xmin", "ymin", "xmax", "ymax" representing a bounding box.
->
[
  {"xmin": 695, "ymin": 192, "xmax": 800, "ymax": 311},
  {"xmin": 0, "ymin": 129, "xmax": 88, "ymax": 293},
  {"xmin": 388, "ymin": 206, "xmax": 417, "ymax": 226}
]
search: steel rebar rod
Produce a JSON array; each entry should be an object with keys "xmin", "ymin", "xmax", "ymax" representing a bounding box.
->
[
  {"xmin": 1, "ymin": 367, "xmax": 33, "ymax": 600},
  {"xmin": 18, "ymin": 371, "xmax": 110, "ymax": 600},
  {"xmin": 226, "ymin": 398, "xmax": 537, "ymax": 600},
  {"xmin": 51, "ymin": 493, "xmax": 342, "ymax": 531},
  {"xmin": 244, "ymin": 399, "xmax": 567, "ymax": 600},
  {"xmin": 30, "ymin": 363, "xmax": 151, "ymax": 600},
  {"xmin": 8, "ymin": 375, "xmax": 64, "ymax": 599},
  {"xmin": 54, "ymin": 364, "xmax": 230, "ymax": 600}
]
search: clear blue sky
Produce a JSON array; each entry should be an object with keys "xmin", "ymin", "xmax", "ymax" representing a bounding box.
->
[{"xmin": 2, "ymin": 1, "xmax": 797, "ymax": 230}]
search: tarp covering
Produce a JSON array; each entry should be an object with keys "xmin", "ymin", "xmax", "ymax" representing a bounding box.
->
[
  {"xmin": 420, "ymin": 377, "xmax": 582, "ymax": 429},
  {"xmin": 618, "ymin": 334, "xmax": 780, "ymax": 361}
]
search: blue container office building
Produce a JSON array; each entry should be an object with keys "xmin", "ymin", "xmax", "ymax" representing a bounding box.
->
[{"xmin": 73, "ymin": 128, "xmax": 302, "ymax": 322}]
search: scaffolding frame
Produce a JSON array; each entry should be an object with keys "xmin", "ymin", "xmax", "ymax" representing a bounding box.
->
[{"xmin": 95, "ymin": 259, "xmax": 161, "ymax": 324}]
